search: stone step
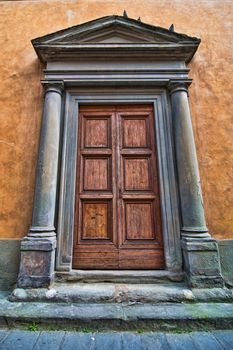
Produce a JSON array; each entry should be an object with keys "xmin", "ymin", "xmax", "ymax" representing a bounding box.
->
[
  {"xmin": 55, "ymin": 270, "xmax": 184, "ymax": 284},
  {"xmin": 1, "ymin": 297, "xmax": 233, "ymax": 331},
  {"xmin": 9, "ymin": 283, "xmax": 233, "ymax": 304}
]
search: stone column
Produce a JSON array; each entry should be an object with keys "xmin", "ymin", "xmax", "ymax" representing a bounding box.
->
[
  {"xmin": 169, "ymin": 80, "xmax": 223, "ymax": 288},
  {"xmin": 17, "ymin": 81, "xmax": 64, "ymax": 288}
]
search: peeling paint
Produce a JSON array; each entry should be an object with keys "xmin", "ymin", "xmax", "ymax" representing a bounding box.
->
[{"xmin": 0, "ymin": 140, "xmax": 15, "ymax": 147}]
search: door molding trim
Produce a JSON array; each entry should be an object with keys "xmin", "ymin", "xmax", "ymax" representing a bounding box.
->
[{"xmin": 56, "ymin": 88, "xmax": 182, "ymax": 273}]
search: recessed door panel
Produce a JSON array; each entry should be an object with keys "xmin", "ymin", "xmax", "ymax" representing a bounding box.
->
[
  {"xmin": 73, "ymin": 105, "xmax": 164, "ymax": 269},
  {"xmin": 124, "ymin": 157, "xmax": 151, "ymax": 190},
  {"xmin": 83, "ymin": 157, "xmax": 111, "ymax": 191},
  {"xmin": 82, "ymin": 201, "xmax": 111, "ymax": 240},
  {"xmin": 125, "ymin": 202, "xmax": 155, "ymax": 240},
  {"xmin": 123, "ymin": 118, "xmax": 148, "ymax": 148},
  {"xmin": 84, "ymin": 118, "xmax": 110, "ymax": 148}
]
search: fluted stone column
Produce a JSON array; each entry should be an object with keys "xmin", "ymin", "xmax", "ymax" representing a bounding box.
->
[
  {"xmin": 17, "ymin": 81, "xmax": 64, "ymax": 288},
  {"xmin": 169, "ymin": 80, "xmax": 223, "ymax": 288}
]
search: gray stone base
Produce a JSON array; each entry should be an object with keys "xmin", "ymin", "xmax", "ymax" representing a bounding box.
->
[
  {"xmin": 182, "ymin": 238, "xmax": 224, "ymax": 288},
  {"xmin": 0, "ymin": 239, "xmax": 20, "ymax": 291},
  {"xmin": 218, "ymin": 240, "xmax": 233, "ymax": 288},
  {"xmin": 17, "ymin": 236, "xmax": 56, "ymax": 288}
]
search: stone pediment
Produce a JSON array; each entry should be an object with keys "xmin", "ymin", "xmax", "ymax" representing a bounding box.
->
[{"xmin": 32, "ymin": 15, "xmax": 200, "ymax": 63}]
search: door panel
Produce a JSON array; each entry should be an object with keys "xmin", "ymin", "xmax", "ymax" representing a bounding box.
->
[
  {"xmin": 123, "ymin": 118, "xmax": 148, "ymax": 148},
  {"xmin": 73, "ymin": 105, "xmax": 164, "ymax": 269},
  {"xmin": 84, "ymin": 118, "xmax": 110, "ymax": 148},
  {"xmin": 83, "ymin": 157, "xmax": 111, "ymax": 191},
  {"xmin": 125, "ymin": 202, "xmax": 155, "ymax": 240},
  {"xmin": 82, "ymin": 202, "xmax": 111, "ymax": 240},
  {"xmin": 124, "ymin": 157, "xmax": 151, "ymax": 190}
]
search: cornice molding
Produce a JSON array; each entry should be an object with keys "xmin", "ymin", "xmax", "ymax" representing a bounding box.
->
[{"xmin": 32, "ymin": 15, "xmax": 201, "ymax": 64}]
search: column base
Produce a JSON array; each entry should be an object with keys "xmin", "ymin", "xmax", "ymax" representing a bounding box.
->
[
  {"xmin": 17, "ymin": 235, "xmax": 56, "ymax": 288},
  {"xmin": 182, "ymin": 237, "xmax": 224, "ymax": 288}
]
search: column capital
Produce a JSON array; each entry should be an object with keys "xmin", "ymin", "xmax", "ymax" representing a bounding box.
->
[
  {"xmin": 41, "ymin": 80, "xmax": 64, "ymax": 95},
  {"xmin": 168, "ymin": 79, "xmax": 192, "ymax": 95}
]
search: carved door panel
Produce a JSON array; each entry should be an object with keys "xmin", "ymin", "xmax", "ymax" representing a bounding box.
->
[{"xmin": 73, "ymin": 105, "xmax": 164, "ymax": 269}]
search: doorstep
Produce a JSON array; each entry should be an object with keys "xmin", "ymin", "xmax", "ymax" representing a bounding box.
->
[
  {"xmin": 55, "ymin": 269, "xmax": 184, "ymax": 284},
  {"xmin": 9, "ymin": 282, "xmax": 233, "ymax": 304},
  {"xmin": 4, "ymin": 283, "xmax": 233, "ymax": 331}
]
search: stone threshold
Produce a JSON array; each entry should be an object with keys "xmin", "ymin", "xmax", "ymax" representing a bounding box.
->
[
  {"xmin": 9, "ymin": 283, "xmax": 233, "ymax": 304},
  {"xmin": 55, "ymin": 269, "xmax": 184, "ymax": 284},
  {"xmin": 1, "ymin": 297, "xmax": 233, "ymax": 331}
]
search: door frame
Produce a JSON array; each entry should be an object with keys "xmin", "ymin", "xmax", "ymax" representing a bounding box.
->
[
  {"xmin": 56, "ymin": 88, "xmax": 182, "ymax": 274},
  {"xmin": 17, "ymin": 17, "xmax": 223, "ymax": 289}
]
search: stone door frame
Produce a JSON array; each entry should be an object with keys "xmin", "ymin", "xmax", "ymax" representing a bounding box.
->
[
  {"xmin": 56, "ymin": 88, "xmax": 182, "ymax": 275},
  {"xmin": 17, "ymin": 15, "xmax": 223, "ymax": 288}
]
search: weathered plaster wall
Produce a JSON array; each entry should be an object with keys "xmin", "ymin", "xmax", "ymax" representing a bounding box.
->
[{"xmin": 0, "ymin": 0, "xmax": 232, "ymax": 240}]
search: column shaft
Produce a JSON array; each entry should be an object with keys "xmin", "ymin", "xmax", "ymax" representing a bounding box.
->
[
  {"xmin": 17, "ymin": 81, "xmax": 63, "ymax": 288},
  {"xmin": 170, "ymin": 82, "xmax": 209, "ymax": 238},
  {"xmin": 29, "ymin": 83, "xmax": 63, "ymax": 236},
  {"xmin": 169, "ymin": 80, "xmax": 223, "ymax": 288}
]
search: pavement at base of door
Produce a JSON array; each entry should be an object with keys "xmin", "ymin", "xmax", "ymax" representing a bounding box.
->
[{"xmin": 0, "ymin": 329, "xmax": 233, "ymax": 350}]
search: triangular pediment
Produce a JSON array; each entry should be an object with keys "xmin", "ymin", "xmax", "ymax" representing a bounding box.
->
[
  {"xmin": 62, "ymin": 26, "xmax": 156, "ymax": 44},
  {"xmin": 55, "ymin": 26, "xmax": 154, "ymax": 44},
  {"xmin": 32, "ymin": 15, "xmax": 200, "ymax": 63}
]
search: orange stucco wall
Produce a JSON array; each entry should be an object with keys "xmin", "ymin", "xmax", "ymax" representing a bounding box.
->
[{"xmin": 0, "ymin": 0, "xmax": 232, "ymax": 240}]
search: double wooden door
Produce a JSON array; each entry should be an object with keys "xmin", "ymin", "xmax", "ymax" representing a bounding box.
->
[{"xmin": 73, "ymin": 105, "xmax": 164, "ymax": 269}]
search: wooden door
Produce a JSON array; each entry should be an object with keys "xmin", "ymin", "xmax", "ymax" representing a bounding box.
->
[{"xmin": 73, "ymin": 105, "xmax": 164, "ymax": 269}]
